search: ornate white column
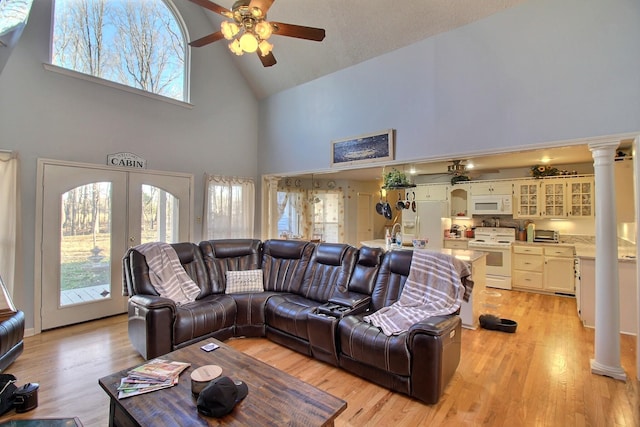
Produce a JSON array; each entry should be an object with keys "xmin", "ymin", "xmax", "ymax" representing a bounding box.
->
[{"xmin": 589, "ymin": 140, "xmax": 626, "ymax": 381}]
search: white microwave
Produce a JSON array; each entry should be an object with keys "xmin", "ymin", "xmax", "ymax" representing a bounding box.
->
[{"xmin": 471, "ymin": 194, "xmax": 512, "ymax": 215}]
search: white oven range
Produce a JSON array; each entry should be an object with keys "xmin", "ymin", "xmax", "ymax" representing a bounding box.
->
[{"xmin": 467, "ymin": 227, "xmax": 515, "ymax": 290}]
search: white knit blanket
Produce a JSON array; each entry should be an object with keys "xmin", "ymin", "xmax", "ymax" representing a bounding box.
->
[
  {"xmin": 134, "ymin": 242, "xmax": 201, "ymax": 305},
  {"xmin": 364, "ymin": 250, "xmax": 471, "ymax": 336}
]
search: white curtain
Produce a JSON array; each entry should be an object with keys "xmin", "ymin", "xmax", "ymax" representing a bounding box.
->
[
  {"xmin": 203, "ymin": 174, "xmax": 255, "ymax": 239},
  {"xmin": 306, "ymin": 189, "xmax": 345, "ymax": 243},
  {"xmin": 0, "ymin": 151, "xmax": 19, "ymax": 297}
]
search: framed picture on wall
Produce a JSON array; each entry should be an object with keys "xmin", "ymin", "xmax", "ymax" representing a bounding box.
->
[{"xmin": 331, "ymin": 129, "xmax": 395, "ymax": 167}]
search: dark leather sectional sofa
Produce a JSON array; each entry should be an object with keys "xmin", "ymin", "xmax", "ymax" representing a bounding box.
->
[
  {"xmin": 123, "ymin": 239, "xmax": 463, "ymax": 404},
  {"xmin": 0, "ymin": 310, "xmax": 24, "ymax": 372}
]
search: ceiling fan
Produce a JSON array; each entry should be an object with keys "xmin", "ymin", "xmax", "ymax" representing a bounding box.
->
[
  {"xmin": 187, "ymin": 0, "xmax": 326, "ymax": 67},
  {"xmin": 447, "ymin": 160, "xmax": 467, "ymax": 176}
]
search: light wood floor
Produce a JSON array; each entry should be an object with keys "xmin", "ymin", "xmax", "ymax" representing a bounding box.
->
[{"xmin": 0, "ymin": 290, "xmax": 637, "ymax": 426}]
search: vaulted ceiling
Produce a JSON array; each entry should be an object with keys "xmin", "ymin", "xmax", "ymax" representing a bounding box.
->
[{"xmin": 191, "ymin": 0, "xmax": 530, "ymax": 99}]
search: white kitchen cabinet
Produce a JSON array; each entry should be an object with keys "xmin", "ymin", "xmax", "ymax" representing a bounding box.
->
[
  {"xmin": 566, "ymin": 177, "xmax": 594, "ymax": 218},
  {"xmin": 512, "ymin": 244, "xmax": 575, "ymax": 294},
  {"xmin": 512, "ymin": 245, "xmax": 544, "ymax": 290},
  {"xmin": 541, "ymin": 178, "xmax": 567, "ymax": 217},
  {"xmin": 470, "ymin": 181, "xmax": 513, "ymax": 196},
  {"xmin": 543, "ymin": 246, "xmax": 575, "ymax": 294},
  {"xmin": 449, "ymin": 182, "xmax": 471, "ymax": 217},
  {"xmin": 513, "ymin": 176, "xmax": 594, "ymax": 219},
  {"xmin": 443, "ymin": 239, "xmax": 468, "ymax": 250},
  {"xmin": 579, "ymin": 258, "xmax": 637, "ymax": 335},
  {"xmin": 513, "ymin": 181, "xmax": 539, "ymax": 219},
  {"xmin": 414, "ymin": 183, "xmax": 448, "ymax": 201}
]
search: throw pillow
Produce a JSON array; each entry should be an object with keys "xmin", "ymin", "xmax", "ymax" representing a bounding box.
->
[{"xmin": 225, "ymin": 270, "xmax": 264, "ymax": 294}]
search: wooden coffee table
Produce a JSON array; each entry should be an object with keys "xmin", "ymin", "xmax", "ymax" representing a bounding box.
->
[{"xmin": 98, "ymin": 339, "xmax": 347, "ymax": 426}]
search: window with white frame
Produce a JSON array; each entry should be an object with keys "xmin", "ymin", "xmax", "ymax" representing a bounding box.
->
[
  {"xmin": 204, "ymin": 175, "xmax": 255, "ymax": 239},
  {"xmin": 51, "ymin": 0, "xmax": 188, "ymax": 101},
  {"xmin": 310, "ymin": 190, "xmax": 342, "ymax": 243},
  {"xmin": 276, "ymin": 186, "xmax": 344, "ymax": 243},
  {"xmin": 276, "ymin": 190, "xmax": 303, "ymax": 238}
]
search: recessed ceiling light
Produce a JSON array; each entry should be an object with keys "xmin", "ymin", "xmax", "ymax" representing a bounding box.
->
[
  {"xmin": 466, "ymin": 163, "xmax": 474, "ymax": 170},
  {"xmin": 540, "ymin": 156, "xmax": 553, "ymax": 164}
]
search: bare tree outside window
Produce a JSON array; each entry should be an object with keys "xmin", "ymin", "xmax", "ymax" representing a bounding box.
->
[{"xmin": 52, "ymin": 0, "xmax": 186, "ymax": 101}]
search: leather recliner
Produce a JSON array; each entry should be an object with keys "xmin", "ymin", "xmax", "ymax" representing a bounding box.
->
[{"xmin": 125, "ymin": 242, "xmax": 236, "ymax": 359}]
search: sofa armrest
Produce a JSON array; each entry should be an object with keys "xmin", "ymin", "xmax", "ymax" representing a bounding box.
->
[
  {"xmin": 128, "ymin": 295, "xmax": 177, "ymax": 360},
  {"xmin": 328, "ymin": 292, "xmax": 371, "ymax": 311},
  {"xmin": 408, "ymin": 314, "xmax": 459, "ymax": 340},
  {"xmin": 129, "ymin": 294, "xmax": 177, "ymax": 314},
  {"xmin": 407, "ymin": 314, "xmax": 462, "ymax": 404}
]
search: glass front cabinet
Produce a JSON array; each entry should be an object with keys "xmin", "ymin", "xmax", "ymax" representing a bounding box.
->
[
  {"xmin": 513, "ymin": 176, "xmax": 594, "ymax": 219},
  {"xmin": 513, "ymin": 181, "xmax": 539, "ymax": 219}
]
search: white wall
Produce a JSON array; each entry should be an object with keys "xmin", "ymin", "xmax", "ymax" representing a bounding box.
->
[
  {"xmin": 0, "ymin": 0, "xmax": 259, "ymax": 328},
  {"xmin": 257, "ymin": 0, "xmax": 640, "ymax": 177}
]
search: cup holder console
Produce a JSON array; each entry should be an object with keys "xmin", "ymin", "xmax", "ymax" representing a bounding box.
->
[{"xmin": 317, "ymin": 303, "xmax": 351, "ymax": 317}]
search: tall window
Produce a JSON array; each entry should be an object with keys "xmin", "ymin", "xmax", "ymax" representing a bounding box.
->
[
  {"xmin": 276, "ymin": 186, "xmax": 344, "ymax": 243},
  {"xmin": 276, "ymin": 190, "xmax": 304, "ymax": 238},
  {"xmin": 204, "ymin": 175, "xmax": 255, "ymax": 239},
  {"xmin": 51, "ymin": 0, "xmax": 187, "ymax": 101},
  {"xmin": 311, "ymin": 191, "xmax": 342, "ymax": 243}
]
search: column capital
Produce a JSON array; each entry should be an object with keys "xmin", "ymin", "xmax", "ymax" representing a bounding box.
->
[{"xmin": 588, "ymin": 140, "xmax": 620, "ymax": 152}]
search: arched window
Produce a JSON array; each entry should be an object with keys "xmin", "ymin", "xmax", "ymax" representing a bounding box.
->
[{"xmin": 51, "ymin": 0, "xmax": 188, "ymax": 102}]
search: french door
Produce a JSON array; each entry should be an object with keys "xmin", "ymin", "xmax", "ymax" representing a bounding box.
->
[{"xmin": 37, "ymin": 160, "xmax": 193, "ymax": 330}]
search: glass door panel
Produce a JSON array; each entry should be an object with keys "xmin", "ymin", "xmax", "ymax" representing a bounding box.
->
[
  {"xmin": 128, "ymin": 172, "xmax": 192, "ymax": 248},
  {"xmin": 59, "ymin": 182, "xmax": 113, "ymax": 307},
  {"xmin": 140, "ymin": 184, "xmax": 180, "ymax": 244},
  {"xmin": 41, "ymin": 164, "xmax": 127, "ymax": 330}
]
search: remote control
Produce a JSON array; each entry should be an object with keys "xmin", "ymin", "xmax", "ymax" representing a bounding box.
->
[{"xmin": 200, "ymin": 342, "xmax": 219, "ymax": 352}]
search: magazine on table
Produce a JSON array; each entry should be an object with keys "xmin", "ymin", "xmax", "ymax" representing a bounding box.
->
[{"xmin": 118, "ymin": 359, "xmax": 190, "ymax": 399}]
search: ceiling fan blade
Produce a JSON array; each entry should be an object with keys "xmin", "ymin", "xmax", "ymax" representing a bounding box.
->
[
  {"xmin": 250, "ymin": 0, "xmax": 275, "ymax": 15},
  {"xmin": 258, "ymin": 51, "xmax": 277, "ymax": 67},
  {"xmin": 270, "ymin": 22, "xmax": 325, "ymax": 41},
  {"xmin": 190, "ymin": 31, "xmax": 224, "ymax": 47},
  {"xmin": 186, "ymin": 0, "xmax": 232, "ymax": 17}
]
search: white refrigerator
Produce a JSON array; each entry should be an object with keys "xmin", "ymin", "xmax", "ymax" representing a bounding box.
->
[{"xmin": 401, "ymin": 201, "xmax": 451, "ymax": 250}]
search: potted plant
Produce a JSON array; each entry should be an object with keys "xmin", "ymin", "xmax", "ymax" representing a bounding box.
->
[{"xmin": 383, "ymin": 169, "xmax": 411, "ymax": 188}]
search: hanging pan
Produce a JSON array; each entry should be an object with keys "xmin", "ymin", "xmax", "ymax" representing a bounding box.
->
[
  {"xmin": 383, "ymin": 194, "xmax": 392, "ymax": 220},
  {"xmin": 375, "ymin": 191, "xmax": 384, "ymax": 215}
]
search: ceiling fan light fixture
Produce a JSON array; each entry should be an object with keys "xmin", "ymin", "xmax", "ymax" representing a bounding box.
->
[
  {"xmin": 258, "ymin": 39, "xmax": 273, "ymax": 56},
  {"xmin": 228, "ymin": 39, "xmax": 243, "ymax": 55},
  {"xmin": 188, "ymin": 0, "xmax": 326, "ymax": 67},
  {"xmin": 221, "ymin": 21, "xmax": 240, "ymax": 40},
  {"xmin": 239, "ymin": 32, "xmax": 258, "ymax": 53},
  {"xmin": 250, "ymin": 7, "xmax": 263, "ymax": 18},
  {"xmin": 255, "ymin": 21, "xmax": 273, "ymax": 40}
]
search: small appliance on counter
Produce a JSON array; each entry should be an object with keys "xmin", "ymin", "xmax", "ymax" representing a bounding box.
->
[
  {"xmin": 526, "ymin": 222, "xmax": 535, "ymax": 242},
  {"xmin": 533, "ymin": 229, "xmax": 559, "ymax": 243}
]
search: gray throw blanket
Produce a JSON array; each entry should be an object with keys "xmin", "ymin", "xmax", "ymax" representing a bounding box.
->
[
  {"xmin": 364, "ymin": 250, "xmax": 472, "ymax": 336},
  {"xmin": 132, "ymin": 242, "xmax": 201, "ymax": 305}
]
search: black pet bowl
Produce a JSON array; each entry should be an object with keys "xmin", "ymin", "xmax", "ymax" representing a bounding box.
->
[{"xmin": 479, "ymin": 314, "xmax": 518, "ymax": 333}]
